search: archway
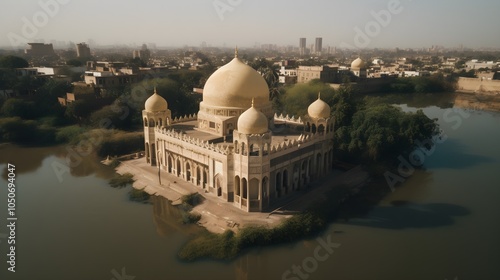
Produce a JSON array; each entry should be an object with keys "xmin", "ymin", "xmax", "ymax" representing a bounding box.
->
[
  {"xmin": 283, "ymin": 169, "xmax": 289, "ymax": 194},
  {"xmin": 186, "ymin": 162, "xmax": 191, "ymax": 182},
  {"xmin": 215, "ymin": 176, "xmax": 222, "ymax": 197},
  {"xmin": 167, "ymin": 155, "xmax": 172, "ymax": 173},
  {"xmin": 262, "ymin": 177, "xmax": 269, "ymax": 207},
  {"xmin": 242, "ymin": 178, "xmax": 248, "ymax": 199},
  {"xmin": 276, "ymin": 172, "xmax": 282, "ymax": 198},
  {"xmin": 196, "ymin": 167, "xmax": 201, "ymax": 186},
  {"xmin": 176, "ymin": 158, "xmax": 181, "ymax": 177},
  {"xmin": 151, "ymin": 143, "xmax": 156, "ymax": 165},
  {"xmin": 235, "ymin": 176, "xmax": 240, "ymax": 196}
]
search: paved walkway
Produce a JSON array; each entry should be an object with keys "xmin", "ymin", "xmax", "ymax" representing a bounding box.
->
[{"xmin": 116, "ymin": 158, "xmax": 369, "ymax": 234}]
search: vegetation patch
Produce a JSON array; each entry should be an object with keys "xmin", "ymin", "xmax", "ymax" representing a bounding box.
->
[
  {"xmin": 181, "ymin": 193, "xmax": 204, "ymax": 208},
  {"xmin": 128, "ymin": 188, "xmax": 151, "ymax": 203},
  {"xmin": 109, "ymin": 173, "xmax": 135, "ymax": 189},
  {"xmin": 177, "ymin": 185, "xmax": 351, "ymax": 262}
]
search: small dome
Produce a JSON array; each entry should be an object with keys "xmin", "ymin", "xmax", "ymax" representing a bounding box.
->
[
  {"xmin": 202, "ymin": 51, "xmax": 270, "ymax": 108},
  {"xmin": 145, "ymin": 88, "xmax": 168, "ymax": 112},
  {"xmin": 237, "ymin": 100, "xmax": 268, "ymax": 135},
  {"xmin": 351, "ymin": 57, "xmax": 366, "ymax": 69},
  {"xmin": 308, "ymin": 93, "xmax": 331, "ymax": 119}
]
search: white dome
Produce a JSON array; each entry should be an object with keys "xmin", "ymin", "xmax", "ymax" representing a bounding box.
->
[
  {"xmin": 145, "ymin": 89, "xmax": 168, "ymax": 112},
  {"xmin": 237, "ymin": 101, "xmax": 268, "ymax": 135},
  {"xmin": 202, "ymin": 56, "xmax": 270, "ymax": 108},
  {"xmin": 308, "ymin": 93, "xmax": 331, "ymax": 119},
  {"xmin": 351, "ymin": 57, "xmax": 366, "ymax": 69}
]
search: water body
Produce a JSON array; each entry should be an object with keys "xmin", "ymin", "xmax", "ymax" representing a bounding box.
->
[{"xmin": 1, "ymin": 95, "xmax": 499, "ymax": 280}]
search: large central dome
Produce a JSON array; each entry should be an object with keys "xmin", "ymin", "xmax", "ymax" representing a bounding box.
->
[{"xmin": 202, "ymin": 56, "xmax": 270, "ymax": 108}]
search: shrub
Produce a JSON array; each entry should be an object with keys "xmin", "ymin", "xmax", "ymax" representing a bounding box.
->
[
  {"xmin": 109, "ymin": 173, "xmax": 134, "ymax": 188},
  {"xmin": 55, "ymin": 125, "xmax": 87, "ymax": 143},
  {"xmin": 128, "ymin": 188, "xmax": 151, "ymax": 203}
]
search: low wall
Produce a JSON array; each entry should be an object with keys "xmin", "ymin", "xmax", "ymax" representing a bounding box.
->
[{"xmin": 457, "ymin": 77, "xmax": 500, "ymax": 94}]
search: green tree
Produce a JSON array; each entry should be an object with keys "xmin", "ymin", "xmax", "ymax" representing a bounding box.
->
[
  {"xmin": 335, "ymin": 104, "xmax": 438, "ymax": 163},
  {"xmin": 281, "ymin": 80, "xmax": 335, "ymax": 117},
  {"xmin": 1, "ymin": 98, "xmax": 37, "ymax": 119},
  {"xmin": 65, "ymin": 99, "xmax": 96, "ymax": 122},
  {"xmin": 0, "ymin": 55, "xmax": 29, "ymax": 68}
]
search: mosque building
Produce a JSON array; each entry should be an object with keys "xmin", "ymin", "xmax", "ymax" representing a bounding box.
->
[
  {"xmin": 142, "ymin": 50, "xmax": 335, "ymax": 212},
  {"xmin": 351, "ymin": 57, "xmax": 367, "ymax": 78}
]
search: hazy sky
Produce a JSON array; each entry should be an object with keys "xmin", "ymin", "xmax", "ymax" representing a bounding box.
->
[{"xmin": 1, "ymin": 0, "xmax": 500, "ymax": 49}]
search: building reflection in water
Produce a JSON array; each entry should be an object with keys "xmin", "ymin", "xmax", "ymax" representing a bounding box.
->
[{"xmin": 152, "ymin": 195, "xmax": 200, "ymax": 237}]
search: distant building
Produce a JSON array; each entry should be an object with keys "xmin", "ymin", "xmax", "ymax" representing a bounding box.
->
[
  {"xmin": 278, "ymin": 66, "xmax": 298, "ymax": 84},
  {"xmin": 315, "ymin": 37, "xmax": 322, "ymax": 55},
  {"xmin": 299, "ymin": 38, "xmax": 307, "ymax": 56},
  {"xmin": 350, "ymin": 58, "xmax": 367, "ymax": 78},
  {"xmin": 297, "ymin": 65, "xmax": 339, "ymax": 83},
  {"xmin": 76, "ymin": 43, "xmax": 91, "ymax": 58},
  {"xmin": 133, "ymin": 44, "xmax": 151, "ymax": 63},
  {"xmin": 465, "ymin": 60, "xmax": 499, "ymax": 70},
  {"xmin": 25, "ymin": 43, "xmax": 55, "ymax": 56}
]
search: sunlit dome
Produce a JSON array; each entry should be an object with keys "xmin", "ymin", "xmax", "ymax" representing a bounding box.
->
[
  {"xmin": 308, "ymin": 93, "xmax": 331, "ymax": 119},
  {"xmin": 351, "ymin": 57, "xmax": 366, "ymax": 69},
  {"xmin": 202, "ymin": 51, "xmax": 270, "ymax": 108},
  {"xmin": 237, "ymin": 100, "xmax": 268, "ymax": 134},
  {"xmin": 145, "ymin": 88, "xmax": 168, "ymax": 112}
]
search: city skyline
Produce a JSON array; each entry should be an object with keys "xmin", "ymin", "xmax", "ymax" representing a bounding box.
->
[{"xmin": 1, "ymin": 0, "xmax": 500, "ymax": 49}]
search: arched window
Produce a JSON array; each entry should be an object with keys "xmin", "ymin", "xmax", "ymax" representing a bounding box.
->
[
  {"xmin": 235, "ymin": 176, "xmax": 240, "ymax": 196},
  {"xmin": 242, "ymin": 178, "xmax": 248, "ymax": 199}
]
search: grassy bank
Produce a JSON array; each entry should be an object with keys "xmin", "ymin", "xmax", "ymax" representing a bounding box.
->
[{"xmin": 177, "ymin": 185, "xmax": 352, "ymax": 262}]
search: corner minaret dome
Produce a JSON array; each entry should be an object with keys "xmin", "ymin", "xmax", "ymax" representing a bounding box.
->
[
  {"xmin": 308, "ymin": 93, "xmax": 331, "ymax": 119},
  {"xmin": 237, "ymin": 99, "xmax": 269, "ymax": 134},
  {"xmin": 145, "ymin": 87, "xmax": 168, "ymax": 112}
]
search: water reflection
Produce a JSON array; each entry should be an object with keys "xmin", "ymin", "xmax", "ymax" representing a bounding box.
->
[
  {"xmin": 344, "ymin": 201, "xmax": 470, "ymax": 229},
  {"xmin": 0, "ymin": 144, "xmax": 58, "ymax": 178},
  {"xmin": 426, "ymin": 138, "xmax": 496, "ymax": 169},
  {"xmin": 0, "ymin": 144, "xmax": 116, "ymax": 181},
  {"xmin": 152, "ymin": 195, "xmax": 200, "ymax": 237},
  {"xmin": 235, "ymin": 251, "xmax": 270, "ymax": 280}
]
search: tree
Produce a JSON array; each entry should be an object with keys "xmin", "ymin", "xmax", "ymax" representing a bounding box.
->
[
  {"xmin": 0, "ymin": 98, "xmax": 37, "ymax": 119},
  {"xmin": 0, "ymin": 55, "xmax": 29, "ymax": 68},
  {"xmin": 65, "ymin": 99, "xmax": 96, "ymax": 121},
  {"xmin": 335, "ymin": 104, "xmax": 438, "ymax": 164},
  {"xmin": 249, "ymin": 58, "xmax": 281, "ymax": 100},
  {"xmin": 66, "ymin": 59, "xmax": 83, "ymax": 67},
  {"xmin": 281, "ymin": 80, "xmax": 335, "ymax": 117}
]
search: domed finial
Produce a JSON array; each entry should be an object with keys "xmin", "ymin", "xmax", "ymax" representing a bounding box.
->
[
  {"xmin": 154, "ymin": 87, "xmax": 157, "ymax": 95},
  {"xmin": 235, "ymin": 46, "xmax": 239, "ymax": 58},
  {"xmin": 318, "ymin": 92, "xmax": 321, "ymax": 100},
  {"xmin": 251, "ymin": 97, "xmax": 255, "ymax": 107}
]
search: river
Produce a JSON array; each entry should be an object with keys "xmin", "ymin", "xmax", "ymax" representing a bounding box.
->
[{"xmin": 1, "ymin": 94, "xmax": 499, "ymax": 280}]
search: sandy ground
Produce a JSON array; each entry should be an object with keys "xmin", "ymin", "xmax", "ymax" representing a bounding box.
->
[{"xmin": 116, "ymin": 158, "xmax": 369, "ymax": 233}]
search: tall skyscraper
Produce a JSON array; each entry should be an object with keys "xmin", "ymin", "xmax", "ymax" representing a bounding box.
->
[
  {"xmin": 299, "ymin": 38, "xmax": 306, "ymax": 55},
  {"xmin": 315, "ymin": 37, "xmax": 323, "ymax": 55}
]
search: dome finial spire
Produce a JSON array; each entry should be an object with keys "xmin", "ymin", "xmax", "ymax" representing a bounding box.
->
[
  {"xmin": 251, "ymin": 97, "xmax": 255, "ymax": 107},
  {"xmin": 154, "ymin": 87, "xmax": 157, "ymax": 95},
  {"xmin": 318, "ymin": 92, "xmax": 321, "ymax": 100},
  {"xmin": 235, "ymin": 46, "xmax": 238, "ymax": 58}
]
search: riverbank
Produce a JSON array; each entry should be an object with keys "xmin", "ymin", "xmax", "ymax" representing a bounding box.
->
[
  {"xmin": 454, "ymin": 91, "xmax": 500, "ymax": 112},
  {"xmin": 115, "ymin": 157, "xmax": 369, "ymax": 234}
]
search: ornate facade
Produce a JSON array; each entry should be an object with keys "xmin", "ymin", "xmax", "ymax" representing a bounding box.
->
[{"xmin": 143, "ymin": 51, "xmax": 335, "ymax": 212}]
